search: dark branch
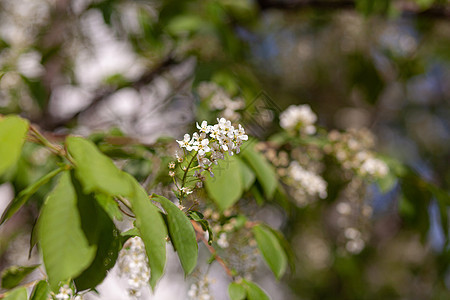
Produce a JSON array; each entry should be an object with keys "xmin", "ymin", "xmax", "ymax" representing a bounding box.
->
[
  {"xmin": 256, "ymin": 0, "xmax": 450, "ymax": 20},
  {"xmin": 41, "ymin": 55, "xmax": 177, "ymax": 130}
]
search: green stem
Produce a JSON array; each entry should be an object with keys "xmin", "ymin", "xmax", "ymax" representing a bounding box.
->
[{"xmin": 179, "ymin": 151, "xmax": 198, "ymax": 201}]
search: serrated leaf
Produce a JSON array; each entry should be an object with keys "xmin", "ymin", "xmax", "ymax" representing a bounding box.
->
[
  {"xmin": 66, "ymin": 136, "xmax": 132, "ymax": 197},
  {"xmin": 72, "ymin": 176, "xmax": 121, "ymax": 291},
  {"xmin": 37, "ymin": 172, "xmax": 96, "ymax": 291},
  {"xmin": 0, "ymin": 115, "xmax": 29, "ymax": 175},
  {"xmin": 1, "ymin": 166, "xmax": 66, "ymax": 225},
  {"xmin": 228, "ymin": 282, "xmax": 246, "ymax": 300},
  {"xmin": 241, "ymin": 143, "xmax": 277, "ymax": 199},
  {"xmin": 244, "ymin": 280, "xmax": 271, "ymax": 300},
  {"xmin": 126, "ymin": 175, "xmax": 167, "ymax": 289},
  {"xmin": 30, "ymin": 280, "xmax": 50, "ymax": 300},
  {"xmin": 205, "ymin": 154, "xmax": 243, "ymax": 211},
  {"xmin": 2, "ymin": 287, "xmax": 27, "ymax": 300},
  {"xmin": 253, "ymin": 224, "xmax": 287, "ymax": 279},
  {"xmin": 237, "ymin": 157, "xmax": 255, "ymax": 191},
  {"xmin": 152, "ymin": 194, "xmax": 198, "ymax": 275},
  {"xmin": 1, "ymin": 265, "xmax": 39, "ymax": 289}
]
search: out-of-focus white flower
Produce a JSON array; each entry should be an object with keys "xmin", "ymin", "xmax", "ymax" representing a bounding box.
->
[
  {"xmin": 280, "ymin": 104, "xmax": 317, "ymax": 135},
  {"xmin": 118, "ymin": 237, "xmax": 150, "ymax": 297},
  {"xmin": 187, "ymin": 276, "xmax": 213, "ymax": 300},
  {"xmin": 217, "ymin": 233, "xmax": 229, "ymax": 248},
  {"xmin": 359, "ymin": 157, "xmax": 388, "ymax": 178},
  {"xmin": 288, "ymin": 161, "xmax": 327, "ymax": 201},
  {"xmin": 198, "ymin": 82, "xmax": 245, "ymax": 121}
]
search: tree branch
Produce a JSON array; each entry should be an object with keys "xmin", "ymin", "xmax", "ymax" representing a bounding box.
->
[
  {"xmin": 41, "ymin": 55, "xmax": 178, "ymax": 130},
  {"xmin": 256, "ymin": 0, "xmax": 450, "ymax": 20}
]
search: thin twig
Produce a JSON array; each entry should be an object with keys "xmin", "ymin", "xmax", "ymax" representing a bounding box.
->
[{"xmin": 191, "ymin": 220, "xmax": 234, "ymax": 278}]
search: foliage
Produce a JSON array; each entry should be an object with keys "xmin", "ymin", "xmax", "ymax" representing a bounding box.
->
[{"xmin": 0, "ymin": 0, "xmax": 449, "ymax": 299}]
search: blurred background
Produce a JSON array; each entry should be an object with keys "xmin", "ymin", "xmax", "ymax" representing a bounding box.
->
[{"xmin": 0, "ymin": 0, "xmax": 449, "ymax": 299}]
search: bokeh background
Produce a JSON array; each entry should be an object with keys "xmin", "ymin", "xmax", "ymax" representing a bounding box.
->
[{"xmin": 1, "ymin": 0, "xmax": 449, "ymax": 299}]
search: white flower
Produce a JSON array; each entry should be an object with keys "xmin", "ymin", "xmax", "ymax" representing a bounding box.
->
[
  {"xmin": 359, "ymin": 157, "xmax": 388, "ymax": 177},
  {"xmin": 194, "ymin": 139, "xmax": 211, "ymax": 156},
  {"xmin": 181, "ymin": 187, "xmax": 193, "ymax": 195},
  {"xmin": 56, "ymin": 285, "xmax": 72, "ymax": 300},
  {"xmin": 289, "ymin": 161, "xmax": 327, "ymax": 201},
  {"xmin": 196, "ymin": 121, "xmax": 211, "ymax": 133},
  {"xmin": 235, "ymin": 124, "xmax": 248, "ymax": 141},
  {"xmin": 280, "ymin": 104, "xmax": 317, "ymax": 135},
  {"xmin": 217, "ymin": 233, "xmax": 229, "ymax": 248},
  {"xmin": 177, "ymin": 134, "xmax": 195, "ymax": 151},
  {"xmin": 187, "ymin": 276, "xmax": 212, "ymax": 300},
  {"xmin": 118, "ymin": 237, "xmax": 150, "ymax": 296}
]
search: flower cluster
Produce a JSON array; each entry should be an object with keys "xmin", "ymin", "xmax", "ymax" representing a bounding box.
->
[
  {"xmin": 280, "ymin": 104, "xmax": 317, "ymax": 135},
  {"xmin": 187, "ymin": 276, "xmax": 212, "ymax": 300},
  {"xmin": 54, "ymin": 285, "xmax": 81, "ymax": 300},
  {"xmin": 198, "ymin": 82, "xmax": 245, "ymax": 121},
  {"xmin": 325, "ymin": 128, "xmax": 389, "ymax": 179},
  {"xmin": 117, "ymin": 237, "xmax": 150, "ymax": 298},
  {"xmin": 334, "ymin": 178, "xmax": 372, "ymax": 255},
  {"xmin": 176, "ymin": 118, "xmax": 248, "ymax": 175},
  {"xmin": 288, "ymin": 161, "xmax": 328, "ymax": 206}
]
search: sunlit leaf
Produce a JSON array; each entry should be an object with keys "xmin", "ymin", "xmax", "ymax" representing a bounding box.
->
[
  {"xmin": 237, "ymin": 157, "xmax": 255, "ymax": 191},
  {"xmin": 241, "ymin": 143, "xmax": 277, "ymax": 199},
  {"xmin": 205, "ymin": 154, "xmax": 243, "ymax": 211},
  {"xmin": 37, "ymin": 172, "xmax": 96, "ymax": 291},
  {"xmin": 244, "ymin": 280, "xmax": 271, "ymax": 300},
  {"xmin": 2, "ymin": 287, "xmax": 27, "ymax": 300},
  {"xmin": 152, "ymin": 194, "xmax": 198, "ymax": 275},
  {"xmin": 253, "ymin": 224, "xmax": 287, "ymax": 279},
  {"xmin": 228, "ymin": 282, "xmax": 246, "ymax": 300},
  {"xmin": 126, "ymin": 175, "xmax": 167, "ymax": 289},
  {"xmin": 66, "ymin": 136, "xmax": 132, "ymax": 197},
  {"xmin": 1, "ymin": 166, "xmax": 66, "ymax": 225},
  {"xmin": 0, "ymin": 115, "xmax": 29, "ymax": 175},
  {"xmin": 30, "ymin": 280, "xmax": 50, "ymax": 300},
  {"xmin": 1, "ymin": 265, "xmax": 39, "ymax": 289}
]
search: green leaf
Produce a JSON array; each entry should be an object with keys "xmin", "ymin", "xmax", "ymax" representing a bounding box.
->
[
  {"xmin": 2, "ymin": 287, "xmax": 27, "ymax": 300},
  {"xmin": 252, "ymin": 224, "xmax": 287, "ymax": 279},
  {"xmin": 95, "ymin": 193, "xmax": 123, "ymax": 221},
  {"xmin": 66, "ymin": 136, "xmax": 132, "ymax": 197},
  {"xmin": 0, "ymin": 115, "xmax": 29, "ymax": 176},
  {"xmin": 1, "ymin": 265, "xmax": 39, "ymax": 289},
  {"xmin": 30, "ymin": 280, "xmax": 50, "ymax": 300},
  {"xmin": 228, "ymin": 282, "xmax": 247, "ymax": 300},
  {"xmin": 188, "ymin": 211, "xmax": 213, "ymax": 244},
  {"xmin": 265, "ymin": 226, "xmax": 296, "ymax": 274},
  {"xmin": 126, "ymin": 175, "xmax": 167, "ymax": 289},
  {"xmin": 152, "ymin": 194, "xmax": 198, "ymax": 275},
  {"xmin": 37, "ymin": 171, "xmax": 96, "ymax": 291},
  {"xmin": 72, "ymin": 177, "xmax": 122, "ymax": 291},
  {"xmin": 241, "ymin": 143, "xmax": 277, "ymax": 199},
  {"xmin": 205, "ymin": 154, "xmax": 243, "ymax": 211},
  {"xmin": 1, "ymin": 166, "xmax": 66, "ymax": 225},
  {"xmin": 237, "ymin": 157, "xmax": 255, "ymax": 191},
  {"xmin": 166, "ymin": 15, "xmax": 206, "ymax": 35},
  {"xmin": 244, "ymin": 280, "xmax": 271, "ymax": 300}
]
